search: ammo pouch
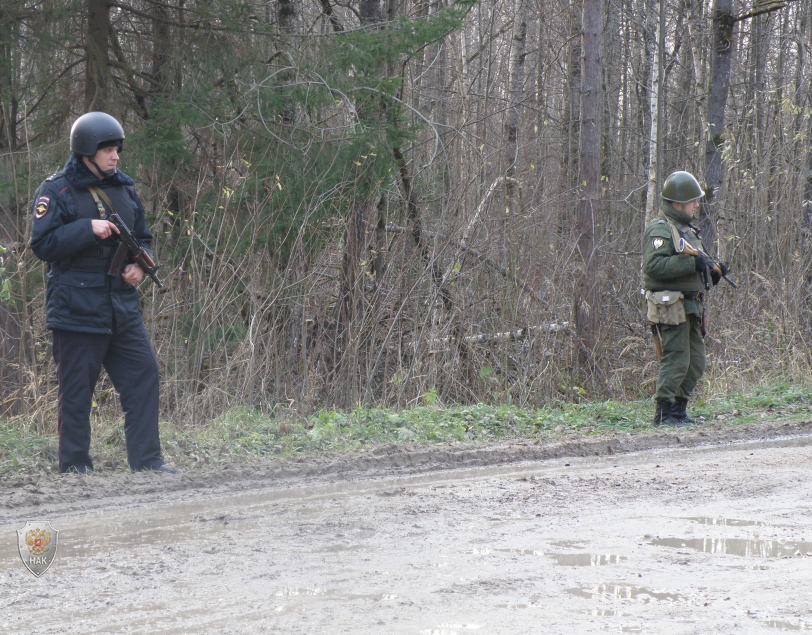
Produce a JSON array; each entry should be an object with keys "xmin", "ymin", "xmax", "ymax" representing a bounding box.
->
[{"xmin": 646, "ymin": 290, "xmax": 687, "ymax": 326}]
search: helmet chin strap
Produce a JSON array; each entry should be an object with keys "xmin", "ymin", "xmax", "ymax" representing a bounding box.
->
[{"xmin": 88, "ymin": 156, "xmax": 117, "ymax": 179}]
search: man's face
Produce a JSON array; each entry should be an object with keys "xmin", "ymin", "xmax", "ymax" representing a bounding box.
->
[
  {"xmin": 673, "ymin": 198, "xmax": 701, "ymax": 219},
  {"xmin": 83, "ymin": 145, "xmax": 119, "ymax": 178}
]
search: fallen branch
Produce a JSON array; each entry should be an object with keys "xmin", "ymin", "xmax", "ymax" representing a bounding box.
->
[{"xmin": 429, "ymin": 323, "xmax": 570, "ymax": 346}]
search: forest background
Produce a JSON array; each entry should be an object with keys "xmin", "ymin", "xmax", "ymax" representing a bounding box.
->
[{"xmin": 1, "ymin": 0, "xmax": 811, "ymax": 432}]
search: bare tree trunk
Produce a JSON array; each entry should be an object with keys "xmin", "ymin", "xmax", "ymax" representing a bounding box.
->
[
  {"xmin": 685, "ymin": 0, "xmax": 706, "ymax": 97},
  {"xmin": 85, "ymin": 0, "xmax": 110, "ymax": 111},
  {"xmin": 559, "ymin": 4, "xmax": 581, "ymax": 204},
  {"xmin": 504, "ymin": 0, "xmax": 526, "ymax": 273},
  {"xmin": 574, "ymin": 0, "xmax": 603, "ymax": 368},
  {"xmin": 150, "ymin": 0, "xmax": 172, "ymax": 97},
  {"xmin": 504, "ymin": 0, "xmax": 526, "ymax": 190},
  {"xmin": 278, "ymin": 0, "xmax": 297, "ymax": 125},
  {"xmin": 0, "ymin": 4, "xmax": 18, "ymax": 151},
  {"xmin": 702, "ymin": 0, "xmax": 735, "ymax": 253},
  {"xmin": 334, "ymin": 0, "xmax": 387, "ymax": 407},
  {"xmin": 801, "ymin": 0, "xmax": 812, "ymax": 307}
]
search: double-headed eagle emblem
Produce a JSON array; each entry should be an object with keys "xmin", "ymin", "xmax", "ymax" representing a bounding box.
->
[
  {"xmin": 17, "ymin": 521, "xmax": 59, "ymax": 577},
  {"xmin": 25, "ymin": 527, "xmax": 51, "ymax": 556}
]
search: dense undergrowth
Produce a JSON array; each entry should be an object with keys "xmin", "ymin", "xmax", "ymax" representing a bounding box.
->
[{"xmin": 1, "ymin": 382, "xmax": 811, "ymax": 476}]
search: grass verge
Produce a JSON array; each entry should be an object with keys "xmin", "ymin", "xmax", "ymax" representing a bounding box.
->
[{"xmin": 2, "ymin": 382, "xmax": 812, "ymax": 476}]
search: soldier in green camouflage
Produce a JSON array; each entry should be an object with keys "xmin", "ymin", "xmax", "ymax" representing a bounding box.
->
[{"xmin": 643, "ymin": 171, "xmax": 728, "ymax": 426}]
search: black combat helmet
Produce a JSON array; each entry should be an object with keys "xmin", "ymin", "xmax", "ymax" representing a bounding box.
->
[
  {"xmin": 70, "ymin": 112, "xmax": 125, "ymax": 157},
  {"xmin": 661, "ymin": 171, "xmax": 703, "ymax": 203}
]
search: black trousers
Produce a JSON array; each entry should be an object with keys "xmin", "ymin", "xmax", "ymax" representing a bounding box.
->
[{"xmin": 53, "ymin": 323, "xmax": 162, "ymax": 472}]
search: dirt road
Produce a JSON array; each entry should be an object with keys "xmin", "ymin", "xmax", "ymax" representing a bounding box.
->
[{"xmin": 2, "ymin": 421, "xmax": 812, "ymax": 633}]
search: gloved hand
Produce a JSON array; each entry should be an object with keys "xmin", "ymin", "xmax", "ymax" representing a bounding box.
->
[
  {"xmin": 694, "ymin": 253, "xmax": 710, "ymax": 273},
  {"xmin": 710, "ymin": 262, "xmax": 729, "ymax": 286}
]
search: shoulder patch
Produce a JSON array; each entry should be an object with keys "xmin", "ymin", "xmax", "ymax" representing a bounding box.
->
[
  {"xmin": 657, "ymin": 219, "xmax": 666, "ymax": 223},
  {"xmin": 34, "ymin": 196, "xmax": 51, "ymax": 218},
  {"xmin": 652, "ymin": 237, "xmax": 665, "ymax": 249},
  {"xmin": 45, "ymin": 171, "xmax": 64, "ymax": 182}
]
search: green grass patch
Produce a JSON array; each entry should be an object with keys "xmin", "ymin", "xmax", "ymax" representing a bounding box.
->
[{"xmin": 2, "ymin": 382, "xmax": 812, "ymax": 475}]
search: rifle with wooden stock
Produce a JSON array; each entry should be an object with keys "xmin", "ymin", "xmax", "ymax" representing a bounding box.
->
[
  {"xmin": 107, "ymin": 213, "xmax": 164, "ymax": 288},
  {"xmin": 677, "ymin": 238, "xmax": 737, "ymax": 290}
]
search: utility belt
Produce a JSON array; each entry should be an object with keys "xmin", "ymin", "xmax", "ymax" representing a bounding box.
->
[{"xmin": 56, "ymin": 245, "xmax": 115, "ymax": 271}]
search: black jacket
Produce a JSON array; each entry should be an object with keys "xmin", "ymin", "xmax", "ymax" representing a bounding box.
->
[{"xmin": 30, "ymin": 155, "xmax": 153, "ymax": 334}]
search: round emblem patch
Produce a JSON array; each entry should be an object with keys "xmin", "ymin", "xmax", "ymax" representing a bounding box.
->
[
  {"xmin": 652, "ymin": 238, "xmax": 665, "ymax": 249},
  {"xmin": 34, "ymin": 196, "xmax": 50, "ymax": 218}
]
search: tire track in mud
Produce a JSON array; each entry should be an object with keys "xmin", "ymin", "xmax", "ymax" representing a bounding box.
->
[{"xmin": 2, "ymin": 419, "xmax": 810, "ymax": 520}]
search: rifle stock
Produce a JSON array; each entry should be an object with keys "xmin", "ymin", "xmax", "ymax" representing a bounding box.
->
[
  {"xmin": 650, "ymin": 323, "xmax": 663, "ymax": 360},
  {"xmin": 677, "ymin": 238, "xmax": 737, "ymax": 289}
]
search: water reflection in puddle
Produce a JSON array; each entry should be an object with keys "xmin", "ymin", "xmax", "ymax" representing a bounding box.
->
[
  {"xmin": 318, "ymin": 543, "xmax": 368, "ymax": 553},
  {"xmin": 274, "ymin": 587, "xmax": 397, "ymax": 601},
  {"xmin": 549, "ymin": 553, "xmax": 626, "ymax": 566},
  {"xmin": 419, "ymin": 624, "xmax": 482, "ymax": 634},
  {"xmin": 685, "ymin": 516, "xmax": 764, "ymax": 527},
  {"xmin": 650, "ymin": 537, "xmax": 812, "ymax": 558},
  {"xmin": 586, "ymin": 609, "xmax": 623, "ymax": 617},
  {"xmin": 764, "ymin": 620, "xmax": 812, "ymax": 631},
  {"xmin": 493, "ymin": 548, "xmax": 544, "ymax": 556},
  {"xmin": 567, "ymin": 585, "xmax": 684, "ymax": 602},
  {"xmin": 275, "ymin": 587, "xmax": 329, "ymax": 598},
  {"xmin": 492, "ymin": 548, "xmax": 625, "ymax": 566},
  {"xmin": 273, "ymin": 588, "xmax": 398, "ymax": 615},
  {"xmin": 551, "ymin": 540, "xmax": 589, "ymax": 549}
]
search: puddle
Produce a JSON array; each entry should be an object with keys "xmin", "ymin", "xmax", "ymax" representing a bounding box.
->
[
  {"xmin": 419, "ymin": 625, "xmax": 482, "ymax": 634},
  {"xmin": 412, "ymin": 561, "xmax": 451, "ymax": 569},
  {"xmin": 274, "ymin": 587, "xmax": 396, "ymax": 601},
  {"xmin": 650, "ymin": 537, "xmax": 812, "ymax": 558},
  {"xmin": 686, "ymin": 516, "xmax": 764, "ymax": 527},
  {"xmin": 586, "ymin": 609, "xmax": 623, "ymax": 616},
  {"xmin": 551, "ymin": 540, "xmax": 589, "ymax": 549},
  {"xmin": 492, "ymin": 548, "xmax": 624, "ymax": 565},
  {"xmin": 275, "ymin": 587, "xmax": 330, "ymax": 598},
  {"xmin": 764, "ymin": 620, "xmax": 812, "ymax": 631},
  {"xmin": 567, "ymin": 585, "xmax": 684, "ymax": 602},
  {"xmin": 318, "ymin": 543, "xmax": 369, "ymax": 553},
  {"xmin": 494, "ymin": 548, "xmax": 544, "ymax": 556},
  {"xmin": 548, "ymin": 553, "xmax": 626, "ymax": 566}
]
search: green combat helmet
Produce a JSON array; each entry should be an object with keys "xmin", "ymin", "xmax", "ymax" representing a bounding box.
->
[{"xmin": 661, "ymin": 171, "xmax": 703, "ymax": 203}]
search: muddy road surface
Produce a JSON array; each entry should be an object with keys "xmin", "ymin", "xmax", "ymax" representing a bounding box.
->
[{"xmin": 2, "ymin": 421, "xmax": 812, "ymax": 634}]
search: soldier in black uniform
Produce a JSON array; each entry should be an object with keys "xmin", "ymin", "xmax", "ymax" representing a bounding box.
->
[{"xmin": 30, "ymin": 112, "xmax": 176, "ymax": 474}]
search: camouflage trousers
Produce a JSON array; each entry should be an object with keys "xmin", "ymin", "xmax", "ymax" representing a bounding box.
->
[{"xmin": 655, "ymin": 313, "xmax": 705, "ymax": 403}]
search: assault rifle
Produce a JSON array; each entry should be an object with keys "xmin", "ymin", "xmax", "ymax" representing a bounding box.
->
[
  {"xmin": 107, "ymin": 213, "xmax": 164, "ymax": 288},
  {"xmin": 677, "ymin": 238, "xmax": 737, "ymax": 291}
]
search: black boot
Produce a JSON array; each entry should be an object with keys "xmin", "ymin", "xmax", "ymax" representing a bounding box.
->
[
  {"xmin": 654, "ymin": 400, "xmax": 689, "ymax": 427},
  {"xmin": 672, "ymin": 397, "xmax": 700, "ymax": 424}
]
